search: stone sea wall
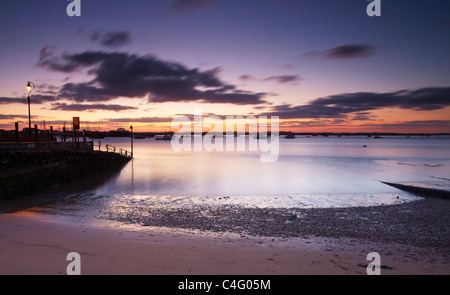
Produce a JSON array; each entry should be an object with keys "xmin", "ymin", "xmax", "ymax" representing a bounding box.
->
[{"xmin": 0, "ymin": 150, "xmax": 130, "ymax": 200}]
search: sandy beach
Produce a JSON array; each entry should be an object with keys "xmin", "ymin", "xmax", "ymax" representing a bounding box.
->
[{"xmin": 0, "ymin": 197, "xmax": 449, "ymax": 275}]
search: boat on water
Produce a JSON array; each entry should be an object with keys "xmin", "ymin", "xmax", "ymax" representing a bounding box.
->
[
  {"xmin": 155, "ymin": 134, "xmax": 172, "ymax": 140},
  {"xmin": 284, "ymin": 133, "xmax": 295, "ymax": 139}
]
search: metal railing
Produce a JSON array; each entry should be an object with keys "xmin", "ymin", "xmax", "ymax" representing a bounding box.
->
[
  {"xmin": 105, "ymin": 144, "xmax": 132, "ymax": 158},
  {"xmin": 2, "ymin": 122, "xmax": 132, "ymax": 158}
]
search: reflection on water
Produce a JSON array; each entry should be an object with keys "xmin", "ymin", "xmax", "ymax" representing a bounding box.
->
[
  {"xmin": 93, "ymin": 136, "xmax": 450, "ymax": 200},
  {"xmin": 28, "ymin": 135, "xmax": 450, "ymax": 226}
]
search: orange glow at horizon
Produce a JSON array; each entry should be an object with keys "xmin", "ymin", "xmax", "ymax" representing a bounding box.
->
[{"xmin": 1, "ymin": 101, "xmax": 450, "ymax": 134}]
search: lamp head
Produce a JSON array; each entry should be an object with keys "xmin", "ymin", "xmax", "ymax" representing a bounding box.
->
[{"xmin": 26, "ymin": 81, "xmax": 35, "ymax": 93}]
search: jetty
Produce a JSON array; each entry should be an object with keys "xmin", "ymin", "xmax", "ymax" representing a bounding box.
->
[{"xmin": 0, "ymin": 126, "xmax": 132, "ymax": 200}]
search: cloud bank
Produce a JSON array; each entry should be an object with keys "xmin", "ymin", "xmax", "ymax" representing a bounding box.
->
[
  {"xmin": 37, "ymin": 47, "xmax": 267, "ymax": 105},
  {"xmin": 261, "ymin": 87, "xmax": 450, "ymax": 119},
  {"xmin": 90, "ymin": 30, "xmax": 132, "ymax": 47},
  {"xmin": 305, "ymin": 44, "xmax": 376, "ymax": 59},
  {"xmin": 239, "ymin": 74, "xmax": 301, "ymax": 84},
  {"xmin": 50, "ymin": 103, "xmax": 137, "ymax": 112}
]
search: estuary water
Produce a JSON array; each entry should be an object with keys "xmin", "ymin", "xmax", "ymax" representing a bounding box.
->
[{"xmin": 44, "ymin": 135, "xmax": 450, "ymax": 217}]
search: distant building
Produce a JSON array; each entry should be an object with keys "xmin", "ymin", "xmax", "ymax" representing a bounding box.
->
[
  {"xmin": 117, "ymin": 128, "xmax": 126, "ymax": 132},
  {"xmin": 22, "ymin": 127, "xmax": 38, "ymax": 134}
]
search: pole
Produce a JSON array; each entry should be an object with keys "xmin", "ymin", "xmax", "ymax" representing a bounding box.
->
[
  {"xmin": 15, "ymin": 122, "xmax": 19, "ymax": 143},
  {"xmin": 27, "ymin": 95, "xmax": 31, "ymax": 135},
  {"xmin": 130, "ymin": 125, "xmax": 134, "ymax": 158},
  {"xmin": 75, "ymin": 130, "xmax": 79, "ymax": 150},
  {"xmin": 34, "ymin": 124, "xmax": 38, "ymax": 143}
]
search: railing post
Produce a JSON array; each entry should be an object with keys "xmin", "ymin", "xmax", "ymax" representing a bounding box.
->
[
  {"xmin": 15, "ymin": 122, "xmax": 19, "ymax": 143},
  {"xmin": 34, "ymin": 124, "xmax": 38, "ymax": 143}
]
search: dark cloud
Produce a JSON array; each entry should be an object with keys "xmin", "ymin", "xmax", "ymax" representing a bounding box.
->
[
  {"xmin": 239, "ymin": 75, "xmax": 253, "ymax": 82},
  {"xmin": 50, "ymin": 103, "xmax": 137, "ymax": 112},
  {"xmin": 0, "ymin": 97, "xmax": 23, "ymax": 104},
  {"xmin": 304, "ymin": 44, "xmax": 376, "ymax": 59},
  {"xmin": 0, "ymin": 114, "xmax": 30, "ymax": 120},
  {"xmin": 90, "ymin": 30, "xmax": 132, "ymax": 47},
  {"xmin": 239, "ymin": 74, "xmax": 301, "ymax": 84},
  {"xmin": 37, "ymin": 46, "xmax": 110, "ymax": 73},
  {"xmin": 0, "ymin": 94, "xmax": 57, "ymax": 105},
  {"xmin": 351, "ymin": 112, "xmax": 373, "ymax": 121},
  {"xmin": 359, "ymin": 120, "xmax": 450, "ymax": 131},
  {"xmin": 169, "ymin": 0, "xmax": 216, "ymax": 13},
  {"xmin": 37, "ymin": 48, "xmax": 267, "ymax": 105},
  {"xmin": 278, "ymin": 118, "xmax": 450, "ymax": 132},
  {"xmin": 106, "ymin": 117, "xmax": 175, "ymax": 123},
  {"xmin": 261, "ymin": 87, "xmax": 450, "ymax": 119},
  {"xmin": 326, "ymin": 45, "xmax": 376, "ymax": 59},
  {"xmin": 263, "ymin": 75, "xmax": 301, "ymax": 84}
]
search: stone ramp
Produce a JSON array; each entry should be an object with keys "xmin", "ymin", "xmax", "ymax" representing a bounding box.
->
[{"xmin": 381, "ymin": 181, "xmax": 450, "ymax": 199}]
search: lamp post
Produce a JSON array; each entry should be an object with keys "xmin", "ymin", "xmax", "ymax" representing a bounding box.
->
[
  {"xmin": 130, "ymin": 125, "xmax": 134, "ymax": 158},
  {"xmin": 26, "ymin": 81, "xmax": 35, "ymax": 135}
]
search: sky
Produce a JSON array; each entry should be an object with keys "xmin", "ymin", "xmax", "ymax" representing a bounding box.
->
[{"xmin": 0, "ymin": 0, "xmax": 449, "ymax": 133}]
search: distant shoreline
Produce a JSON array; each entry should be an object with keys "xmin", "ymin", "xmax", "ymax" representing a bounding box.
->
[{"xmin": 2, "ymin": 130, "xmax": 450, "ymax": 140}]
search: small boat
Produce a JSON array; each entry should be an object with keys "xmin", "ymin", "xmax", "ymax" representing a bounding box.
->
[
  {"xmin": 155, "ymin": 134, "xmax": 172, "ymax": 140},
  {"xmin": 284, "ymin": 133, "xmax": 295, "ymax": 139}
]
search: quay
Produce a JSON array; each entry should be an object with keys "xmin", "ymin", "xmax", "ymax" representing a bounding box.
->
[{"xmin": 0, "ymin": 128, "xmax": 132, "ymax": 200}]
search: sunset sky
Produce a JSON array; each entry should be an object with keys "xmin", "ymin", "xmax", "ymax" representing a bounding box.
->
[{"xmin": 1, "ymin": 0, "xmax": 449, "ymax": 133}]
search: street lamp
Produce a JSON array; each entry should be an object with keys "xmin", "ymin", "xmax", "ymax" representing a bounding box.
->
[
  {"xmin": 130, "ymin": 125, "xmax": 134, "ymax": 158},
  {"xmin": 26, "ymin": 81, "xmax": 35, "ymax": 134}
]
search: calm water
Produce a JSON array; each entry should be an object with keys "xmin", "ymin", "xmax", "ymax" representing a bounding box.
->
[{"xmin": 53, "ymin": 135, "xmax": 449, "ymax": 212}]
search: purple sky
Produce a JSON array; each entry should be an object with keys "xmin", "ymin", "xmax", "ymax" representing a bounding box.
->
[{"xmin": 1, "ymin": 0, "xmax": 449, "ymax": 132}]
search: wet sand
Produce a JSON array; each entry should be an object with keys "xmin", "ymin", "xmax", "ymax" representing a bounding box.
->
[{"xmin": 0, "ymin": 198, "xmax": 449, "ymax": 275}]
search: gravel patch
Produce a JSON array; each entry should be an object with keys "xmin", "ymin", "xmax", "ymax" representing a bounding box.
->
[{"xmin": 100, "ymin": 198, "xmax": 450, "ymax": 258}]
